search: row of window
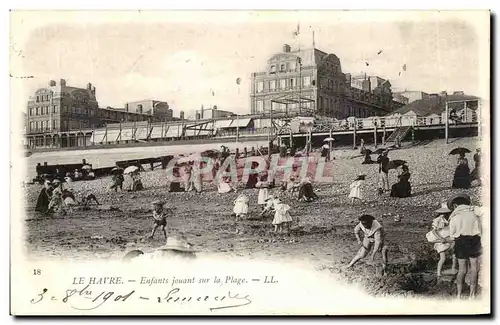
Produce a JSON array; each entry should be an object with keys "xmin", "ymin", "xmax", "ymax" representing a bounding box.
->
[
  {"xmin": 29, "ymin": 106, "xmax": 59, "ymax": 116},
  {"xmin": 35, "ymin": 94, "xmax": 51, "ymax": 103},
  {"xmin": 254, "ymin": 100, "xmax": 313, "ymax": 113},
  {"xmin": 270, "ymin": 62, "xmax": 299, "ymax": 74},
  {"xmin": 29, "ymin": 119, "xmax": 94, "ymax": 132},
  {"xmin": 256, "ymin": 76, "xmax": 312, "ymax": 93},
  {"xmin": 29, "ymin": 120, "xmax": 58, "ymax": 132}
]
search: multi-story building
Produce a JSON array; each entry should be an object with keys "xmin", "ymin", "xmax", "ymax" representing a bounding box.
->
[
  {"xmin": 393, "ymin": 90, "xmax": 430, "ymax": 104},
  {"xmin": 250, "ymin": 44, "xmax": 404, "ymax": 119},
  {"xmin": 25, "ymin": 80, "xmax": 173, "ymax": 134},
  {"xmin": 194, "ymin": 105, "xmax": 236, "ymax": 120}
]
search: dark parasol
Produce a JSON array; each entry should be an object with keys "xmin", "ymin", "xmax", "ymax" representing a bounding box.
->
[{"xmin": 449, "ymin": 147, "xmax": 471, "ymax": 155}]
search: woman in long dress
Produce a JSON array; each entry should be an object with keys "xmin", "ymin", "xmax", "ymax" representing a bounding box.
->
[
  {"xmin": 390, "ymin": 165, "xmax": 412, "ymax": 198},
  {"xmin": 452, "ymin": 153, "xmax": 471, "ymax": 189},
  {"xmin": 35, "ymin": 180, "xmax": 53, "ymax": 213},
  {"xmin": 349, "ymin": 175, "xmax": 365, "ymax": 204},
  {"xmin": 218, "ymin": 175, "xmax": 236, "ymax": 194},
  {"xmin": 297, "ymin": 177, "xmax": 319, "ymax": 202}
]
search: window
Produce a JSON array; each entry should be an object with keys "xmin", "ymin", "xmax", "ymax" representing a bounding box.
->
[
  {"xmin": 270, "ymin": 65, "xmax": 276, "ymax": 73},
  {"xmin": 257, "ymin": 81, "xmax": 264, "ymax": 93},
  {"xmin": 35, "ymin": 121, "xmax": 39, "ymax": 130},
  {"xmin": 290, "ymin": 78, "xmax": 294, "ymax": 88},
  {"xmin": 35, "ymin": 107, "xmax": 39, "ymax": 115},
  {"xmin": 303, "ymin": 76, "xmax": 311, "ymax": 87},
  {"xmin": 36, "ymin": 96, "xmax": 39, "ymax": 103},
  {"xmin": 269, "ymin": 80, "xmax": 276, "ymax": 91},
  {"xmin": 30, "ymin": 122, "xmax": 34, "ymax": 132},
  {"xmin": 29, "ymin": 108, "xmax": 33, "ymax": 116},
  {"xmin": 280, "ymin": 64, "xmax": 285, "ymax": 72},
  {"xmin": 280, "ymin": 79, "xmax": 286, "ymax": 89},
  {"xmin": 256, "ymin": 100, "xmax": 264, "ymax": 112},
  {"xmin": 52, "ymin": 120, "xmax": 56, "ymax": 130}
]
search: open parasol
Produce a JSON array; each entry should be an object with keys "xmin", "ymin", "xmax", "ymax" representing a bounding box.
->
[
  {"xmin": 81, "ymin": 165, "xmax": 92, "ymax": 170},
  {"xmin": 201, "ymin": 149, "xmax": 220, "ymax": 159},
  {"xmin": 323, "ymin": 137, "xmax": 335, "ymax": 142},
  {"xmin": 387, "ymin": 159, "xmax": 407, "ymax": 170},
  {"xmin": 449, "ymin": 147, "xmax": 471, "ymax": 155},
  {"xmin": 123, "ymin": 165, "xmax": 139, "ymax": 174}
]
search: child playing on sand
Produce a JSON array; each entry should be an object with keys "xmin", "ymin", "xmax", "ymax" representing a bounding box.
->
[
  {"xmin": 233, "ymin": 194, "xmax": 249, "ymax": 221},
  {"xmin": 346, "ymin": 214, "xmax": 388, "ymax": 275},
  {"xmin": 256, "ymin": 172, "xmax": 270, "ymax": 211},
  {"xmin": 150, "ymin": 200, "xmax": 169, "ymax": 240},
  {"xmin": 272, "ymin": 198, "xmax": 293, "ymax": 234},
  {"xmin": 427, "ymin": 202, "xmax": 458, "ymax": 278},
  {"xmin": 349, "ymin": 175, "xmax": 366, "ymax": 205}
]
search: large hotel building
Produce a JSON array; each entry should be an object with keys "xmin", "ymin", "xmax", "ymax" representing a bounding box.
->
[{"xmin": 250, "ymin": 44, "xmax": 404, "ymax": 118}]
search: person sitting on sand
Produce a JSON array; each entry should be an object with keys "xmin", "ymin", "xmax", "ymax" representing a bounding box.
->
[
  {"xmin": 150, "ymin": 200, "xmax": 169, "ymax": 240},
  {"xmin": 297, "ymin": 176, "xmax": 319, "ymax": 202},
  {"xmin": 110, "ymin": 173, "xmax": 124, "ymax": 192},
  {"xmin": 218, "ymin": 175, "xmax": 237, "ymax": 194},
  {"xmin": 129, "ymin": 170, "xmax": 144, "ymax": 192},
  {"xmin": 272, "ymin": 198, "xmax": 293, "ymax": 234},
  {"xmin": 233, "ymin": 194, "xmax": 249, "ymax": 221},
  {"xmin": 427, "ymin": 202, "xmax": 457, "ymax": 278},
  {"xmin": 346, "ymin": 214, "xmax": 388, "ymax": 274},
  {"xmin": 349, "ymin": 175, "xmax": 365, "ymax": 205},
  {"xmin": 47, "ymin": 187, "xmax": 66, "ymax": 215}
]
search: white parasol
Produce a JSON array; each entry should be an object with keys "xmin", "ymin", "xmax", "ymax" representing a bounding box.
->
[
  {"xmin": 124, "ymin": 165, "xmax": 139, "ymax": 174},
  {"xmin": 81, "ymin": 165, "xmax": 92, "ymax": 170},
  {"xmin": 323, "ymin": 137, "xmax": 335, "ymax": 142}
]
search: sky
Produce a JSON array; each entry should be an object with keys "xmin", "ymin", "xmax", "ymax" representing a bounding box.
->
[{"xmin": 10, "ymin": 11, "xmax": 489, "ymax": 117}]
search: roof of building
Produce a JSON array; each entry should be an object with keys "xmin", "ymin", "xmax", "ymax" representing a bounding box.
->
[{"xmin": 392, "ymin": 94, "xmax": 480, "ymax": 116}]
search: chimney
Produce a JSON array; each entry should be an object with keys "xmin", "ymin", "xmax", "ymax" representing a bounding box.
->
[
  {"xmin": 91, "ymin": 86, "xmax": 96, "ymax": 95},
  {"xmin": 124, "ymin": 103, "xmax": 129, "ymax": 112},
  {"xmin": 283, "ymin": 44, "xmax": 291, "ymax": 53},
  {"xmin": 201, "ymin": 105, "xmax": 204, "ymax": 119},
  {"xmin": 60, "ymin": 79, "xmax": 66, "ymax": 87},
  {"xmin": 87, "ymin": 82, "xmax": 92, "ymax": 90},
  {"xmin": 180, "ymin": 111, "xmax": 185, "ymax": 119},
  {"xmin": 213, "ymin": 105, "xmax": 217, "ymax": 110},
  {"xmin": 49, "ymin": 80, "xmax": 56, "ymax": 87}
]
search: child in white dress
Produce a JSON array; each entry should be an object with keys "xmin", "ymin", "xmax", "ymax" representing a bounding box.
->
[
  {"xmin": 428, "ymin": 202, "xmax": 457, "ymax": 278},
  {"xmin": 256, "ymin": 173, "xmax": 270, "ymax": 211},
  {"xmin": 349, "ymin": 175, "xmax": 365, "ymax": 205},
  {"xmin": 272, "ymin": 198, "xmax": 293, "ymax": 234},
  {"xmin": 233, "ymin": 194, "xmax": 249, "ymax": 221}
]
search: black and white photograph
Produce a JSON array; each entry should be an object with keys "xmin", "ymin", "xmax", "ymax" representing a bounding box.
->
[{"xmin": 9, "ymin": 10, "xmax": 491, "ymax": 315}]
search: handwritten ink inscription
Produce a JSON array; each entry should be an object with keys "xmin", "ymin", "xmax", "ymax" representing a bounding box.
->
[{"xmin": 28, "ymin": 274, "xmax": 278, "ymax": 311}]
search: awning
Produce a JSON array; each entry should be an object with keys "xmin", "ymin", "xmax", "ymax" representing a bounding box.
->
[
  {"xmin": 165, "ymin": 125, "xmax": 182, "ymax": 137},
  {"xmin": 135, "ymin": 127, "xmax": 150, "ymax": 140},
  {"xmin": 90, "ymin": 130, "xmax": 106, "ymax": 143},
  {"xmin": 106, "ymin": 130, "xmax": 121, "ymax": 142},
  {"xmin": 121, "ymin": 128, "xmax": 134, "ymax": 141},
  {"xmin": 230, "ymin": 118, "xmax": 252, "ymax": 128},
  {"xmin": 149, "ymin": 126, "xmax": 164, "ymax": 139},
  {"xmin": 214, "ymin": 120, "xmax": 233, "ymax": 128}
]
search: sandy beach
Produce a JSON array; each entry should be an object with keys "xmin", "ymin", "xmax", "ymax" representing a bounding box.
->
[{"xmin": 21, "ymin": 137, "xmax": 485, "ymax": 297}]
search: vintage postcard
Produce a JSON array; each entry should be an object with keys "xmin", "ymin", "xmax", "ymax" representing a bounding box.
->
[{"xmin": 10, "ymin": 10, "xmax": 491, "ymax": 315}]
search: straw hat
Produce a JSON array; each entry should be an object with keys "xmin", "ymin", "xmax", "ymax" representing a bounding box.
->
[
  {"xmin": 435, "ymin": 202, "xmax": 452, "ymax": 214},
  {"xmin": 158, "ymin": 237, "xmax": 196, "ymax": 252},
  {"xmin": 447, "ymin": 193, "xmax": 471, "ymax": 210},
  {"xmin": 52, "ymin": 179, "xmax": 61, "ymax": 185}
]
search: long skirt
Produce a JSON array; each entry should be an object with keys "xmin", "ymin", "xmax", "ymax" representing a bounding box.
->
[
  {"xmin": 390, "ymin": 180, "xmax": 412, "ymax": 198},
  {"xmin": 298, "ymin": 183, "xmax": 318, "ymax": 201},
  {"xmin": 452, "ymin": 164, "xmax": 471, "ymax": 189},
  {"xmin": 35, "ymin": 189, "xmax": 51, "ymax": 213}
]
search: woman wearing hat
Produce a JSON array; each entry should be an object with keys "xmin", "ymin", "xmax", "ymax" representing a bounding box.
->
[
  {"xmin": 390, "ymin": 165, "xmax": 412, "ymax": 198},
  {"xmin": 349, "ymin": 175, "xmax": 365, "ymax": 205},
  {"xmin": 428, "ymin": 202, "xmax": 457, "ymax": 278},
  {"xmin": 35, "ymin": 180, "xmax": 53, "ymax": 214},
  {"xmin": 452, "ymin": 152, "xmax": 471, "ymax": 189},
  {"xmin": 346, "ymin": 214, "xmax": 388, "ymax": 273}
]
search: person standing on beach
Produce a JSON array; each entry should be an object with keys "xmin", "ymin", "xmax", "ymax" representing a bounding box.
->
[
  {"xmin": 150, "ymin": 200, "xmax": 169, "ymax": 240},
  {"xmin": 447, "ymin": 194, "xmax": 483, "ymax": 299},
  {"xmin": 377, "ymin": 150, "xmax": 390, "ymax": 193}
]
